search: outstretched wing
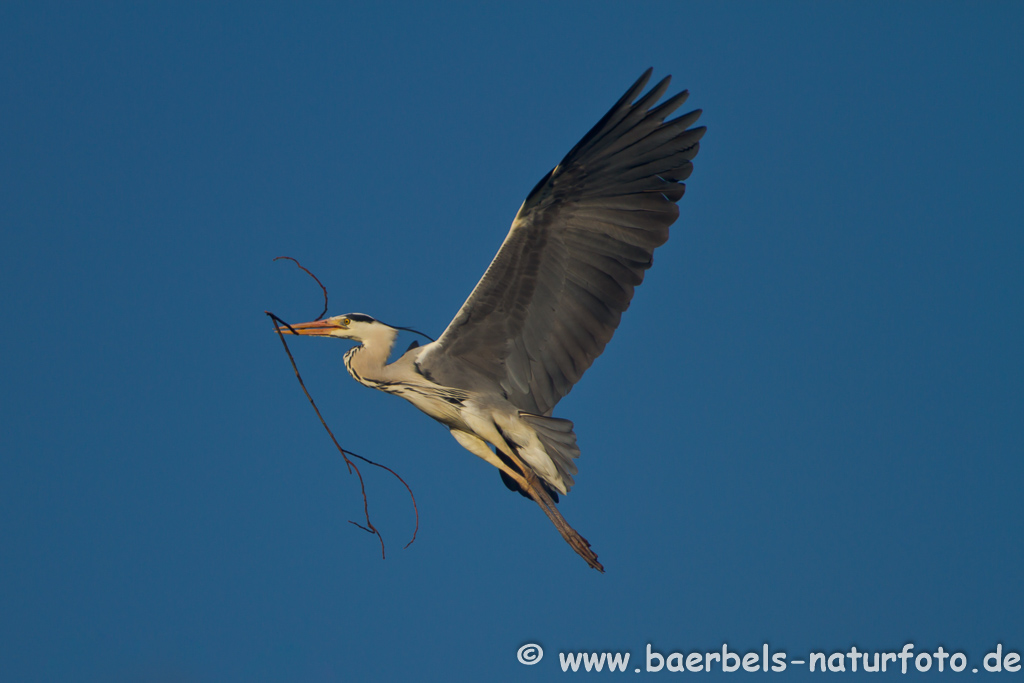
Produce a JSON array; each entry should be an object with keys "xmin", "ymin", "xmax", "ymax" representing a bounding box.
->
[{"xmin": 417, "ymin": 69, "xmax": 705, "ymax": 416}]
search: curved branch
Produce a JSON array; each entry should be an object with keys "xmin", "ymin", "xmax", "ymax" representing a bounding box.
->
[
  {"xmin": 274, "ymin": 256, "xmax": 329, "ymax": 320},
  {"xmin": 266, "ymin": 310, "xmax": 420, "ymax": 556},
  {"xmin": 267, "ymin": 311, "xmax": 383, "ymax": 556}
]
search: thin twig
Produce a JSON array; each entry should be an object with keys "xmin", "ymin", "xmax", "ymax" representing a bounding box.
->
[
  {"xmin": 346, "ymin": 450, "xmax": 420, "ymax": 549},
  {"xmin": 269, "ymin": 256, "xmax": 419, "ymax": 553},
  {"xmin": 274, "ymin": 256, "xmax": 329, "ymax": 320},
  {"xmin": 266, "ymin": 310, "xmax": 384, "ymax": 558},
  {"xmin": 267, "ymin": 309, "xmax": 421, "ymax": 553}
]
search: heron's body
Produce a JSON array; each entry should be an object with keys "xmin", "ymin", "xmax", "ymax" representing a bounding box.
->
[
  {"xmin": 280, "ymin": 69, "xmax": 705, "ymax": 570},
  {"xmin": 334, "ymin": 321, "xmax": 576, "ymax": 495}
]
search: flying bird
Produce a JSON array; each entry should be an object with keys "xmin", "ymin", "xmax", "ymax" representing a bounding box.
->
[{"xmin": 278, "ymin": 69, "xmax": 704, "ymax": 571}]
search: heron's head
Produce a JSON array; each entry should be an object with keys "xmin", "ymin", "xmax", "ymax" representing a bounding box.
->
[{"xmin": 276, "ymin": 313, "xmax": 392, "ymax": 343}]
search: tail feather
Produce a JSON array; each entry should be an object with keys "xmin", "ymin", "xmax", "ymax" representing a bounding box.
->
[{"xmin": 519, "ymin": 412, "xmax": 581, "ymax": 491}]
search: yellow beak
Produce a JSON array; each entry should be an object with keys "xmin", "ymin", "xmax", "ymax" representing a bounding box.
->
[{"xmin": 275, "ymin": 319, "xmax": 342, "ymax": 336}]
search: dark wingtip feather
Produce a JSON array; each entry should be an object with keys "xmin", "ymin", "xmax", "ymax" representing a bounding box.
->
[{"xmin": 558, "ymin": 69, "xmax": 657, "ymax": 163}]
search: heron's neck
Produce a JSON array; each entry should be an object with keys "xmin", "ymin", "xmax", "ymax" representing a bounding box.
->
[{"xmin": 343, "ymin": 328, "xmax": 400, "ymax": 387}]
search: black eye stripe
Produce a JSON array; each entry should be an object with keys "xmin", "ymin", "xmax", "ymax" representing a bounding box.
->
[{"xmin": 345, "ymin": 313, "xmax": 376, "ymax": 323}]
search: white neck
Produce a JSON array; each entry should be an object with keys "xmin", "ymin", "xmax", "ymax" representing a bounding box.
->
[{"xmin": 343, "ymin": 326, "xmax": 400, "ymax": 387}]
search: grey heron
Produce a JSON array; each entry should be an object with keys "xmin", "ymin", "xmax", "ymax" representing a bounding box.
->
[{"xmin": 279, "ymin": 69, "xmax": 704, "ymax": 571}]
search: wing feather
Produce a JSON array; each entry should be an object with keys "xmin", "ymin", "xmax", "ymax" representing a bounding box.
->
[{"xmin": 418, "ymin": 70, "xmax": 705, "ymax": 414}]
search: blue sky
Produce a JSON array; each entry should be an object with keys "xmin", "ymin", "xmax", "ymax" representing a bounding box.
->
[{"xmin": 1, "ymin": 2, "xmax": 1022, "ymax": 681}]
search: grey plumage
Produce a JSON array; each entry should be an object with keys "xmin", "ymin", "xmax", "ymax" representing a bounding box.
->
[{"xmin": 418, "ymin": 68, "xmax": 704, "ymax": 417}]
